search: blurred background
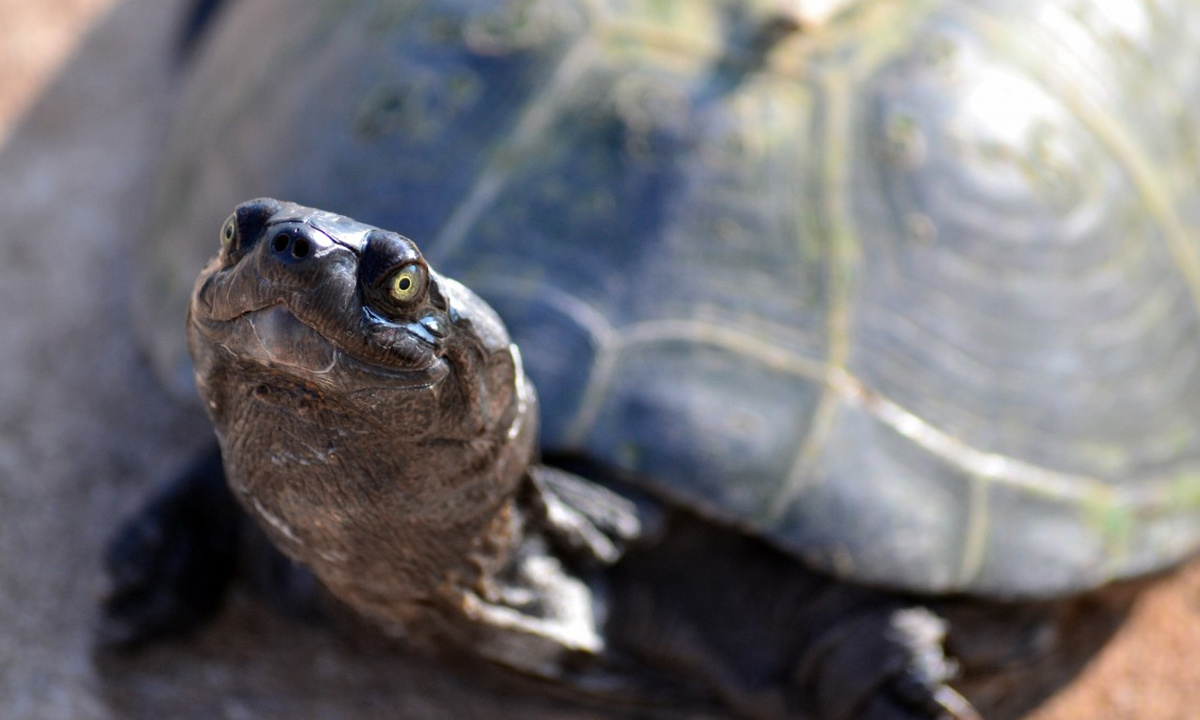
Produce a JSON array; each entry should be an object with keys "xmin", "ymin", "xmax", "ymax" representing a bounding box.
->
[{"xmin": 0, "ymin": 1, "xmax": 1196, "ymax": 719}]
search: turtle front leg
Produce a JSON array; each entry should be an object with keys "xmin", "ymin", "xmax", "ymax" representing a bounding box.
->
[
  {"xmin": 98, "ymin": 443, "xmax": 241, "ymax": 648},
  {"xmin": 455, "ymin": 466, "xmax": 652, "ymax": 678},
  {"xmin": 794, "ymin": 605, "xmax": 979, "ymax": 720},
  {"xmin": 606, "ymin": 512, "xmax": 981, "ymax": 720}
]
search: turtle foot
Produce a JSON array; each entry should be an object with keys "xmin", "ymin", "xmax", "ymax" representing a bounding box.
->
[
  {"xmin": 798, "ymin": 606, "xmax": 980, "ymax": 720},
  {"xmin": 98, "ymin": 445, "xmax": 239, "ymax": 649},
  {"xmin": 527, "ymin": 465, "xmax": 657, "ymax": 566}
]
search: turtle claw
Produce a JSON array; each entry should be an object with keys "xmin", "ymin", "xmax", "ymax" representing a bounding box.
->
[
  {"xmin": 527, "ymin": 466, "xmax": 654, "ymax": 566},
  {"xmin": 857, "ymin": 687, "xmax": 980, "ymax": 720},
  {"xmin": 932, "ymin": 686, "xmax": 983, "ymax": 720},
  {"xmin": 795, "ymin": 605, "xmax": 974, "ymax": 720},
  {"xmin": 868, "ymin": 674, "xmax": 980, "ymax": 720},
  {"xmin": 883, "ymin": 608, "xmax": 981, "ymax": 720}
]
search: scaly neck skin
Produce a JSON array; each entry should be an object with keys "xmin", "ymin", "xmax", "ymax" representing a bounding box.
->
[{"xmin": 197, "ymin": 334, "xmax": 539, "ymax": 633}]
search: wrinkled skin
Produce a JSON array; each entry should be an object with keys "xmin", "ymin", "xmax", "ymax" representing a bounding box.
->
[
  {"xmin": 101, "ymin": 200, "xmax": 1139, "ymax": 720},
  {"xmin": 189, "ymin": 199, "xmax": 537, "ymax": 634}
]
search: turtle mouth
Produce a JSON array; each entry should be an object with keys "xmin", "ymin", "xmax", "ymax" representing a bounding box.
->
[
  {"xmin": 192, "ymin": 302, "xmax": 450, "ymax": 389},
  {"xmin": 244, "ymin": 304, "xmax": 339, "ymax": 376}
]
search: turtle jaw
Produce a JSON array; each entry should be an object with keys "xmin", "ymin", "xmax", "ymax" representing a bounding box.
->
[
  {"xmin": 229, "ymin": 304, "xmax": 340, "ymax": 378},
  {"xmin": 189, "ymin": 300, "xmax": 452, "ymax": 392}
]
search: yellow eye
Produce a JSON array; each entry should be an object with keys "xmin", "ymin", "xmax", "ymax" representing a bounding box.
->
[
  {"xmin": 220, "ymin": 215, "xmax": 237, "ymax": 251},
  {"xmin": 389, "ymin": 263, "xmax": 426, "ymax": 303}
]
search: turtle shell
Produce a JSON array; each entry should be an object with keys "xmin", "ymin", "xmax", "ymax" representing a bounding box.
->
[{"xmin": 138, "ymin": 0, "xmax": 1200, "ymax": 598}]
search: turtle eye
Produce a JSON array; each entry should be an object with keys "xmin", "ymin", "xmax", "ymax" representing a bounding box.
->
[
  {"xmin": 388, "ymin": 263, "xmax": 427, "ymax": 305},
  {"xmin": 220, "ymin": 214, "xmax": 237, "ymax": 252}
]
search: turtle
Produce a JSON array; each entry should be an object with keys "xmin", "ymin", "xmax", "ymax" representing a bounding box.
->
[{"xmin": 101, "ymin": 0, "xmax": 1200, "ymax": 718}]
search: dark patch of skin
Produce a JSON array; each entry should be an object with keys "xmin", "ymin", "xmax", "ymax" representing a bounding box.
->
[{"xmin": 99, "ymin": 446, "xmax": 240, "ymax": 649}]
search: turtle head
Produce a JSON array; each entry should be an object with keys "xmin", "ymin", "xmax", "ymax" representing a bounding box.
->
[
  {"xmin": 190, "ymin": 197, "xmax": 531, "ymax": 440},
  {"xmin": 188, "ymin": 198, "xmax": 537, "ymax": 623}
]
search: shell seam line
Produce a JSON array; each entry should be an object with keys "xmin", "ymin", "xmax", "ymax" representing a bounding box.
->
[
  {"xmin": 431, "ymin": 34, "xmax": 600, "ymax": 260},
  {"xmin": 564, "ymin": 316, "xmax": 828, "ymax": 445},
  {"xmin": 772, "ymin": 69, "xmax": 854, "ymax": 522},
  {"xmin": 955, "ymin": 472, "xmax": 991, "ymax": 587},
  {"xmin": 958, "ymin": 3, "xmax": 1200, "ymax": 329},
  {"xmin": 827, "ymin": 367, "xmax": 1186, "ymax": 509},
  {"xmin": 767, "ymin": 0, "xmax": 945, "ymax": 520},
  {"xmin": 489, "ymin": 272, "xmax": 1194, "ymax": 512}
]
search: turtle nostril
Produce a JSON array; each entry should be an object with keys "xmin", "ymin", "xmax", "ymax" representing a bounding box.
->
[
  {"xmin": 270, "ymin": 230, "xmax": 315, "ymax": 260},
  {"xmin": 292, "ymin": 236, "xmax": 311, "ymax": 258}
]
